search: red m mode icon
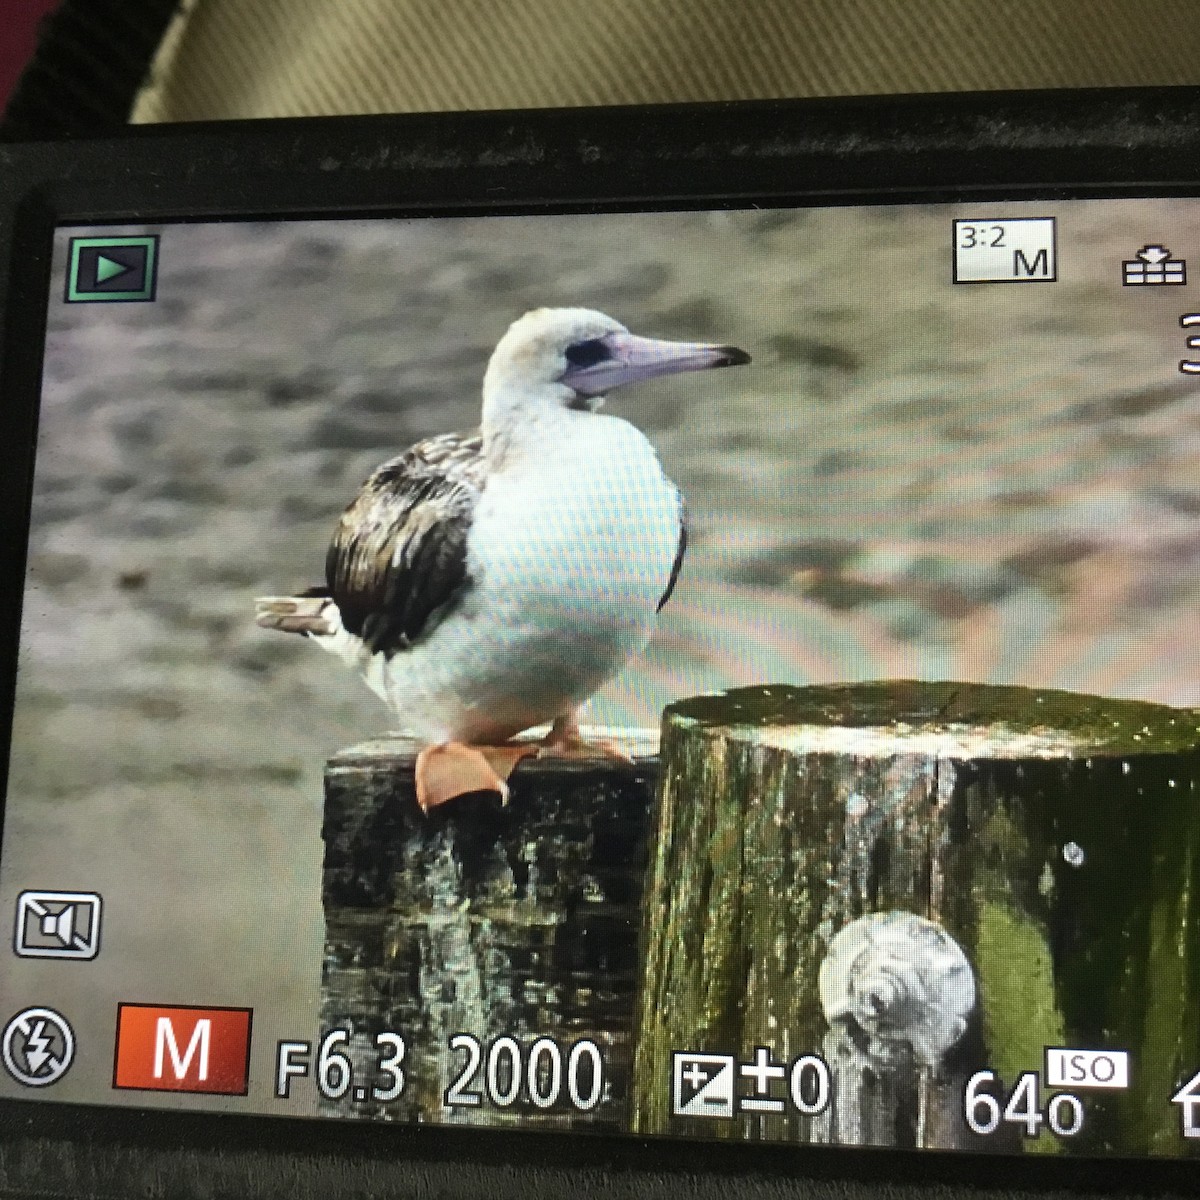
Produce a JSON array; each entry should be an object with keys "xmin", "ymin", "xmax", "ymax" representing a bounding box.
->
[{"xmin": 113, "ymin": 1004, "xmax": 253, "ymax": 1095}]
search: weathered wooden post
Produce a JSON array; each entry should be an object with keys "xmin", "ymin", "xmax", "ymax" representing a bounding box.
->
[
  {"xmin": 814, "ymin": 910, "xmax": 981, "ymax": 1150},
  {"xmin": 632, "ymin": 682, "xmax": 1200, "ymax": 1156},
  {"xmin": 320, "ymin": 729, "xmax": 658, "ymax": 1129}
]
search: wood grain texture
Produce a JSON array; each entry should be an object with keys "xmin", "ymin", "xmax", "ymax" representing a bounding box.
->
[
  {"xmin": 632, "ymin": 682, "xmax": 1200, "ymax": 1155},
  {"xmin": 321, "ymin": 730, "xmax": 658, "ymax": 1128}
]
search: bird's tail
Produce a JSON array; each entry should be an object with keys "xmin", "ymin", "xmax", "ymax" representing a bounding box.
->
[{"xmin": 254, "ymin": 588, "xmax": 337, "ymax": 636}]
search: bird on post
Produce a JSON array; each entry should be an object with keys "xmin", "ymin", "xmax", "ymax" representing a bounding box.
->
[{"xmin": 255, "ymin": 307, "xmax": 750, "ymax": 811}]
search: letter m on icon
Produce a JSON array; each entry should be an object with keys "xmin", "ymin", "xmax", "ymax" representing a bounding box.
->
[
  {"xmin": 1014, "ymin": 248, "xmax": 1050, "ymax": 277},
  {"xmin": 115, "ymin": 1004, "xmax": 252, "ymax": 1094},
  {"xmin": 154, "ymin": 1016, "xmax": 211, "ymax": 1082}
]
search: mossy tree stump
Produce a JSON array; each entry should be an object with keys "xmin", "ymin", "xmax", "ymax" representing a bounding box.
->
[
  {"xmin": 632, "ymin": 682, "xmax": 1200, "ymax": 1156},
  {"xmin": 321, "ymin": 729, "xmax": 658, "ymax": 1129}
]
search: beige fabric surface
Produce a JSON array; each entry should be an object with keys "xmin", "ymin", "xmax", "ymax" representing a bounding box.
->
[{"xmin": 131, "ymin": 0, "xmax": 1200, "ymax": 124}]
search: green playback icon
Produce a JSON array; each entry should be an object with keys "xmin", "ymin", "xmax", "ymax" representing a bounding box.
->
[{"xmin": 65, "ymin": 236, "xmax": 159, "ymax": 303}]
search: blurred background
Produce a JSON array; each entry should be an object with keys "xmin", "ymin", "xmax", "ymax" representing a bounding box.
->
[{"xmin": 0, "ymin": 0, "xmax": 56, "ymax": 112}]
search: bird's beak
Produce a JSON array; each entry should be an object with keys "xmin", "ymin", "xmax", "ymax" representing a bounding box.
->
[{"xmin": 563, "ymin": 331, "xmax": 751, "ymax": 398}]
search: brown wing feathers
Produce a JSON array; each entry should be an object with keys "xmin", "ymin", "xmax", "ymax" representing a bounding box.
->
[{"xmin": 326, "ymin": 432, "xmax": 485, "ymax": 655}]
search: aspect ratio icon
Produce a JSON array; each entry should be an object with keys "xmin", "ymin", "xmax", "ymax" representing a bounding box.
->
[
  {"xmin": 14, "ymin": 890, "xmax": 102, "ymax": 960},
  {"xmin": 953, "ymin": 218, "xmax": 1056, "ymax": 284}
]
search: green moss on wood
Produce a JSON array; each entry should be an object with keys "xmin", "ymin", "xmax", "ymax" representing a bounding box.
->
[
  {"xmin": 976, "ymin": 901, "xmax": 1066, "ymax": 1154},
  {"xmin": 669, "ymin": 681, "xmax": 1200, "ymax": 755},
  {"xmin": 635, "ymin": 681, "xmax": 1200, "ymax": 1155}
]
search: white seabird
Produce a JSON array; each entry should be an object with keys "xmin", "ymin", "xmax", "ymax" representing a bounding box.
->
[{"xmin": 256, "ymin": 307, "xmax": 750, "ymax": 810}]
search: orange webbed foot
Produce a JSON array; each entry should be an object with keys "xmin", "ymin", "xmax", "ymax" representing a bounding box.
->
[
  {"xmin": 535, "ymin": 713, "xmax": 634, "ymax": 764},
  {"xmin": 414, "ymin": 742, "xmax": 538, "ymax": 813}
]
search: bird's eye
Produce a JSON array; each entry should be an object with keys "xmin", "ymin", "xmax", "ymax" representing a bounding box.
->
[{"xmin": 564, "ymin": 338, "xmax": 611, "ymax": 368}]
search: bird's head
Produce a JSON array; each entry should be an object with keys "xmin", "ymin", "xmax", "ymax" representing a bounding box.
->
[{"xmin": 482, "ymin": 307, "xmax": 750, "ymax": 432}]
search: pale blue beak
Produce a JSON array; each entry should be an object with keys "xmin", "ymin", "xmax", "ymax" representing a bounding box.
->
[{"xmin": 561, "ymin": 331, "xmax": 750, "ymax": 398}]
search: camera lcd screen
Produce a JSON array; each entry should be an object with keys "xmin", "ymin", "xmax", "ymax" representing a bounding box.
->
[{"xmin": 0, "ymin": 200, "xmax": 1197, "ymax": 1160}]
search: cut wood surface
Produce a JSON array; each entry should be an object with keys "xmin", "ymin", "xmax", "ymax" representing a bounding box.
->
[
  {"xmin": 321, "ymin": 728, "xmax": 658, "ymax": 1128},
  {"xmin": 632, "ymin": 681, "xmax": 1200, "ymax": 1155}
]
